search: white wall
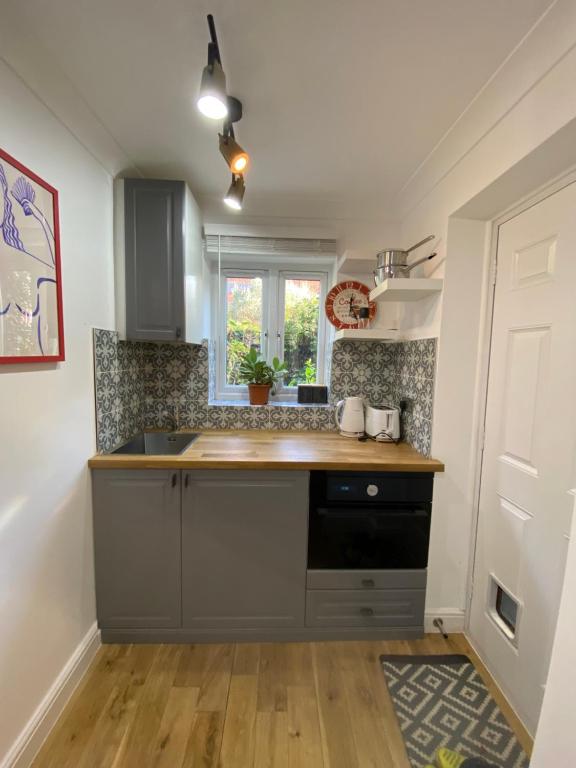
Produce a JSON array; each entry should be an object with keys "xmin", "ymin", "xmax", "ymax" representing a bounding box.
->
[
  {"xmin": 393, "ymin": 0, "xmax": 576, "ymax": 623},
  {"xmin": 0, "ymin": 60, "xmax": 114, "ymax": 763},
  {"xmin": 530, "ymin": 496, "xmax": 576, "ymax": 766}
]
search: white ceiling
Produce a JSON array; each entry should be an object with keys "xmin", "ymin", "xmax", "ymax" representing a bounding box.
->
[{"xmin": 7, "ymin": 0, "xmax": 553, "ymax": 223}]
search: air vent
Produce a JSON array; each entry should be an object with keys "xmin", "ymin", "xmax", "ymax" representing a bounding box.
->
[{"xmin": 205, "ymin": 235, "xmax": 337, "ymax": 255}]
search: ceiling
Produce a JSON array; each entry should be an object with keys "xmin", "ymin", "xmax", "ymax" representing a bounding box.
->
[{"xmin": 7, "ymin": 0, "xmax": 554, "ymax": 224}]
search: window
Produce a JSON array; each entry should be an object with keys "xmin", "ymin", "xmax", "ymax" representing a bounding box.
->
[{"xmin": 215, "ymin": 267, "xmax": 328, "ymax": 400}]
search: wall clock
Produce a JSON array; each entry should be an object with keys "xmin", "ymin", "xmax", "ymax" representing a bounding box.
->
[{"xmin": 325, "ymin": 281, "xmax": 376, "ymax": 329}]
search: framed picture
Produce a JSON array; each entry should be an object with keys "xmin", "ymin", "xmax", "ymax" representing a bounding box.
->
[{"xmin": 0, "ymin": 148, "xmax": 64, "ymax": 363}]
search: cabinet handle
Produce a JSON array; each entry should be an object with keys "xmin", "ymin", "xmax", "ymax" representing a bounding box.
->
[
  {"xmin": 175, "ymin": 327, "xmax": 182, "ymax": 339},
  {"xmin": 184, "ymin": 474, "xmax": 189, "ymax": 488},
  {"xmin": 171, "ymin": 473, "xmax": 177, "ymax": 488},
  {"xmin": 361, "ymin": 578, "xmax": 375, "ymax": 588},
  {"xmin": 360, "ymin": 607, "xmax": 375, "ymax": 617}
]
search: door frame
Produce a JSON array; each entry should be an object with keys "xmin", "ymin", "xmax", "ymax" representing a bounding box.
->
[{"xmin": 464, "ymin": 164, "xmax": 576, "ymax": 631}]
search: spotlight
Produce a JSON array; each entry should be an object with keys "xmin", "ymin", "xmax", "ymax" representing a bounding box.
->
[
  {"xmin": 223, "ymin": 175, "xmax": 245, "ymax": 211},
  {"xmin": 219, "ymin": 133, "xmax": 250, "ymax": 174},
  {"xmin": 197, "ymin": 45, "xmax": 228, "ymax": 120}
]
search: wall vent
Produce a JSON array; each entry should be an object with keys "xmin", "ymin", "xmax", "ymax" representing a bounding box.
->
[{"xmin": 205, "ymin": 235, "xmax": 337, "ymax": 256}]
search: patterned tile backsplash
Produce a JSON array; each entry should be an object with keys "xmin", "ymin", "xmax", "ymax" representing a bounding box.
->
[{"xmin": 93, "ymin": 330, "xmax": 437, "ymax": 456}]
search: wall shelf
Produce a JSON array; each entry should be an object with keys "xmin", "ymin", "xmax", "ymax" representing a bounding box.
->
[
  {"xmin": 369, "ymin": 278, "xmax": 443, "ymax": 302},
  {"xmin": 337, "ymin": 251, "xmax": 375, "ymax": 274},
  {"xmin": 334, "ymin": 328, "xmax": 399, "ymax": 342}
]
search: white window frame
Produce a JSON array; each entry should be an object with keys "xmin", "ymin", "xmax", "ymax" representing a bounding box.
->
[{"xmin": 213, "ymin": 263, "xmax": 329, "ymax": 402}]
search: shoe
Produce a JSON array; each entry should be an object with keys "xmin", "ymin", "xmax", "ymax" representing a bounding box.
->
[{"xmin": 435, "ymin": 747, "xmax": 466, "ymax": 768}]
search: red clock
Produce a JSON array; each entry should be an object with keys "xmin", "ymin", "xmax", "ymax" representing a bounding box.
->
[{"xmin": 324, "ymin": 281, "xmax": 377, "ymax": 329}]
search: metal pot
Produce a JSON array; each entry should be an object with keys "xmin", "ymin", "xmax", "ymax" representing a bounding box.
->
[{"xmin": 374, "ymin": 235, "xmax": 437, "ymax": 282}]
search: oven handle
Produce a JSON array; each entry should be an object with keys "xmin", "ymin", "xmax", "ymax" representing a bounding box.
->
[{"xmin": 315, "ymin": 506, "xmax": 430, "ymax": 518}]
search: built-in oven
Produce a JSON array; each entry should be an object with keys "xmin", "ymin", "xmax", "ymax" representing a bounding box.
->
[{"xmin": 308, "ymin": 471, "xmax": 433, "ymax": 570}]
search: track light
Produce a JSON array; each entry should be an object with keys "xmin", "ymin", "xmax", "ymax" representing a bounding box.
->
[
  {"xmin": 197, "ymin": 44, "xmax": 229, "ymax": 120},
  {"xmin": 219, "ymin": 133, "xmax": 250, "ymax": 174},
  {"xmin": 198, "ymin": 15, "xmax": 250, "ymax": 210},
  {"xmin": 223, "ymin": 175, "xmax": 245, "ymax": 211}
]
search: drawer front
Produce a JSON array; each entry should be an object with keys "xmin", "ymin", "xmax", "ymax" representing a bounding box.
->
[
  {"xmin": 306, "ymin": 569, "xmax": 426, "ymax": 591},
  {"xmin": 306, "ymin": 589, "xmax": 425, "ymax": 628}
]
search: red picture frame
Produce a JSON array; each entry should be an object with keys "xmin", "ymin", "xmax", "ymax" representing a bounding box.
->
[{"xmin": 0, "ymin": 147, "xmax": 64, "ymax": 364}]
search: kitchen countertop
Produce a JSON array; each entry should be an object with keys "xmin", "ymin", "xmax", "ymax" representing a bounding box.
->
[{"xmin": 88, "ymin": 430, "xmax": 444, "ymax": 472}]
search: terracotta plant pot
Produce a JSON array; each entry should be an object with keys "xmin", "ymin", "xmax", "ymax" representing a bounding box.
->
[{"xmin": 248, "ymin": 383, "xmax": 271, "ymax": 405}]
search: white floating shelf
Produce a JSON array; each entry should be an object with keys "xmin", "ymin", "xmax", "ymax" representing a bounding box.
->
[
  {"xmin": 369, "ymin": 278, "xmax": 443, "ymax": 302},
  {"xmin": 334, "ymin": 329, "xmax": 399, "ymax": 343},
  {"xmin": 337, "ymin": 252, "xmax": 376, "ymax": 274}
]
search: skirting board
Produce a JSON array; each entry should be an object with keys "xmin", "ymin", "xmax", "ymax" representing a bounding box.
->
[
  {"xmin": 425, "ymin": 610, "xmax": 466, "ymax": 634},
  {"xmin": 1, "ymin": 623, "xmax": 101, "ymax": 768},
  {"xmin": 101, "ymin": 625, "xmax": 425, "ymax": 643}
]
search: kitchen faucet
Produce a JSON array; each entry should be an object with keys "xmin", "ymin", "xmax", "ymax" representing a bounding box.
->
[{"xmin": 164, "ymin": 403, "xmax": 180, "ymax": 432}]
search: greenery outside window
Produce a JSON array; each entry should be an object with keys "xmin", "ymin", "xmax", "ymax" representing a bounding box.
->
[{"xmin": 215, "ymin": 267, "xmax": 328, "ymax": 401}]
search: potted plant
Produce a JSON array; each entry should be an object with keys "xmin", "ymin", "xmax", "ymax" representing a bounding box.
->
[{"xmin": 239, "ymin": 348, "xmax": 287, "ymax": 405}]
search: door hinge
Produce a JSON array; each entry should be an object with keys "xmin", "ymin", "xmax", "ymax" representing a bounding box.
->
[{"xmin": 490, "ymin": 258, "xmax": 498, "ymax": 286}]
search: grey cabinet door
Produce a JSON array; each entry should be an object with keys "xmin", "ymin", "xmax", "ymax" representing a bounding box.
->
[
  {"xmin": 92, "ymin": 470, "xmax": 181, "ymax": 628},
  {"xmin": 124, "ymin": 179, "xmax": 185, "ymax": 341},
  {"xmin": 182, "ymin": 471, "xmax": 309, "ymax": 628}
]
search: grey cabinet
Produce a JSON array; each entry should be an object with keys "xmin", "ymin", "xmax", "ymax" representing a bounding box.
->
[
  {"xmin": 306, "ymin": 589, "xmax": 425, "ymax": 628},
  {"xmin": 92, "ymin": 470, "xmax": 181, "ymax": 628},
  {"xmin": 181, "ymin": 471, "xmax": 309, "ymax": 629},
  {"xmin": 120, "ymin": 178, "xmax": 206, "ymax": 343}
]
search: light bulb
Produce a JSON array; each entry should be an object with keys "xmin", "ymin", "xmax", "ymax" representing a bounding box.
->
[
  {"xmin": 197, "ymin": 60, "xmax": 228, "ymax": 120},
  {"xmin": 198, "ymin": 94, "xmax": 228, "ymax": 120},
  {"xmin": 223, "ymin": 175, "xmax": 245, "ymax": 211},
  {"xmin": 219, "ymin": 134, "xmax": 250, "ymax": 174},
  {"xmin": 223, "ymin": 195, "xmax": 242, "ymax": 210},
  {"xmin": 231, "ymin": 154, "xmax": 248, "ymax": 173}
]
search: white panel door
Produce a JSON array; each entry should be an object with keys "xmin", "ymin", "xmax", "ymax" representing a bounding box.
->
[{"xmin": 469, "ymin": 182, "xmax": 576, "ymax": 735}]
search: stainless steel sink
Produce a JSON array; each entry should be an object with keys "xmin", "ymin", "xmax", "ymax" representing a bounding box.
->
[{"xmin": 111, "ymin": 432, "xmax": 199, "ymax": 455}]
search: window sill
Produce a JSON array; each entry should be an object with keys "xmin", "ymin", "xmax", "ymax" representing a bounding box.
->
[{"xmin": 209, "ymin": 399, "xmax": 331, "ymax": 409}]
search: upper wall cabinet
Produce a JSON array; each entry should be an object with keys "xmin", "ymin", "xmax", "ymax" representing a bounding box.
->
[{"xmin": 115, "ymin": 178, "xmax": 207, "ymax": 344}]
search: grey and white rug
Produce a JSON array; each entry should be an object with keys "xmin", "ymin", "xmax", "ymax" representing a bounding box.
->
[{"xmin": 380, "ymin": 654, "xmax": 529, "ymax": 768}]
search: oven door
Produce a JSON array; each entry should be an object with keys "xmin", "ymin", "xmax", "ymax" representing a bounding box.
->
[{"xmin": 308, "ymin": 504, "xmax": 431, "ymax": 570}]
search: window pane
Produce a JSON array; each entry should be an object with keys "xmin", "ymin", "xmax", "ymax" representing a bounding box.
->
[
  {"xmin": 283, "ymin": 278, "xmax": 321, "ymax": 386},
  {"xmin": 225, "ymin": 275, "xmax": 262, "ymax": 385}
]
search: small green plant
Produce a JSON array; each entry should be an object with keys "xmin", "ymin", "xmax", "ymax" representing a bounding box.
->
[
  {"xmin": 304, "ymin": 358, "xmax": 316, "ymax": 384},
  {"xmin": 238, "ymin": 348, "xmax": 288, "ymax": 391},
  {"xmin": 289, "ymin": 358, "xmax": 317, "ymax": 386}
]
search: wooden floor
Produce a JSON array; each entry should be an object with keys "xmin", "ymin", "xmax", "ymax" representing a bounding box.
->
[{"xmin": 31, "ymin": 634, "xmax": 532, "ymax": 768}]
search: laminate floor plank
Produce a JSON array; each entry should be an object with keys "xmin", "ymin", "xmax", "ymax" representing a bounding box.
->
[
  {"xmin": 195, "ymin": 644, "xmax": 234, "ymax": 711},
  {"xmin": 112, "ymin": 645, "xmax": 182, "ymax": 768},
  {"xmin": 254, "ymin": 711, "xmax": 289, "ymax": 768},
  {"xmin": 31, "ymin": 634, "xmax": 532, "ymax": 768},
  {"xmin": 219, "ymin": 674, "xmax": 258, "ymax": 768},
  {"xmin": 150, "ymin": 686, "xmax": 199, "ymax": 768},
  {"xmin": 181, "ymin": 711, "xmax": 225, "ymax": 768},
  {"xmin": 32, "ymin": 644, "xmax": 156, "ymax": 768},
  {"xmin": 341, "ymin": 644, "xmax": 396, "ymax": 768},
  {"xmin": 313, "ymin": 642, "xmax": 359, "ymax": 768},
  {"xmin": 257, "ymin": 643, "xmax": 289, "ymax": 713},
  {"xmin": 233, "ymin": 643, "xmax": 261, "ymax": 675},
  {"xmin": 286, "ymin": 685, "xmax": 325, "ymax": 768}
]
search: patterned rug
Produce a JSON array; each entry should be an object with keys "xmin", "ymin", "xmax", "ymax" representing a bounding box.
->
[{"xmin": 380, "ymin": 654, "xmax": 529, "ymax": 768}]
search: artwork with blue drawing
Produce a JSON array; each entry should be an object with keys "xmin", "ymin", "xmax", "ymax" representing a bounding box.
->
[{"xmin": 0, "ymin": 148, "xmax": 64, "ymax": 363}]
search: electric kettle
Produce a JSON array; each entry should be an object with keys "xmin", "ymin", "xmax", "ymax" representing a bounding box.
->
[{"xmin": 335, "ymin": 397, "xmax": 365, "ymax": 438}]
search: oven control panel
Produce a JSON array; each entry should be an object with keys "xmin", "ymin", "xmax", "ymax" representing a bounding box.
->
[{"xmin": 323, "ymin": 473, "xmax": 433, "ymax": 503}]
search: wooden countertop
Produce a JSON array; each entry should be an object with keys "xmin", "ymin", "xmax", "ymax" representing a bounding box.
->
[{"xmin": 89, "ymin": 431, "xmax": 444, "ymax": 472}]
